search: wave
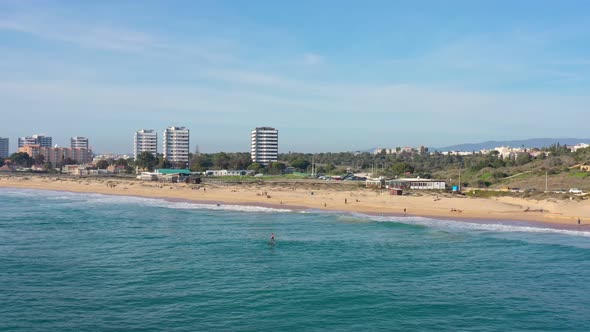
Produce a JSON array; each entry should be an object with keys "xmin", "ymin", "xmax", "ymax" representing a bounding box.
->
[
  {"xmin": 2, "ymin": 188, "xmax": 589, "ymax": 237},
  {"xmin": 0, "ymin": 188, "xmax": 293, "ymax": 214},
  {"xmin": 356, "ymin": 213, "xmax": 590, "ymax": 238}
]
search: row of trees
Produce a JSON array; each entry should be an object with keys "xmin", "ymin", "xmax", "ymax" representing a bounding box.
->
[
  {"xmin": 5, "ymin": 144, "xmax": 589, "ymax": 178},
  {"xmin": 4, "ymin": 152, "xmax": 78, "ymax": 169},
  {"xmin": 133, "ymin": 145, "xmax": 590, "ymax": 177}
]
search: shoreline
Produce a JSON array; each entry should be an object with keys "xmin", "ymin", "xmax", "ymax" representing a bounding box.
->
[
  {"xmin": 3, "ymin": 184, "xmax": 590, "ymax": 234},
  {"xmin": 1, "ymin": 174, "xmax": 589, "ymax": 228}
]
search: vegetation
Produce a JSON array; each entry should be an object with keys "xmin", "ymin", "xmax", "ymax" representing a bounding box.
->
[
  {"xmin": 178, "ymin": 145, "xmax": 590, "ymax": 191},
  {"xmin": 135, "ymin": 151, "xmax": 158, "ymax": 171},
  {"xmin": 96, "ymin": 159, "xmax": 109, "ymax": 169},
  {"xmin": 4, "ymin": 142, "xmax": 588, "ymax": 193},
  {"xmin": 8, "ymin": 152, "xmax": 32, "ymax": 167}
]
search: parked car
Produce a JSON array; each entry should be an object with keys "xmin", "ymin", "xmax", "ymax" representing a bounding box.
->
[{"xmin": 569, "ymin": 188, "xmax": 584, "ymax": 194}]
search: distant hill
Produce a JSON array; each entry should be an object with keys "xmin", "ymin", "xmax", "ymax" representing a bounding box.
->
[{"xmin": 433, "ymin": 138, "xmax": 590, "ymax": 152}]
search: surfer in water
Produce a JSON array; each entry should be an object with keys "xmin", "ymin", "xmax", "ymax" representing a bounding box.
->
[{"xmin": 270, "ymin": 233, "xmax": 275, "ymax": 241}]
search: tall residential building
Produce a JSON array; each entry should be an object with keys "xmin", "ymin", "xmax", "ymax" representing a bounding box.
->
[
  {"xmin": 18, "ymin": 134, "xmax": 52, "ymax": 148},
  {"xmin": 134, "ymin": 129, "xmax": 158, "ymax": 160},
  {"xmin": 70, "ymin": 137, "xmax": 89, "ymax": 149},
  {"xmin": 0, "ymin": 137, "xmax": 8, "ymax": 158},
  {"xmin": 163, "ymin": 126, "xmax": 190, "ymax": 167},
  {"xmin": 251, "ymin": 127, "xmax": 278, "ymax": 165}
]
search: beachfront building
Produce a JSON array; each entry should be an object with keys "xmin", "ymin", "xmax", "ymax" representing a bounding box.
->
[
  {"xmin": 385, "ymin": 178, "xmax": 446, "ymax": 190},
  {"xmin": 163, "ymin": 126, "xmax": 190, "ymax": 167},
  {"xmin": 204, "ymin": 169, "xmax": 255, "ymax": 177},
  {"xmin": 134, "ymin": 129, "xmax": 158, "ymax": 160},
  {"xmin": 251, "ymin": 127, "xmax": 278, "ymax": 165},
  {"xmin": 18, "ymin": 145, "xmax": 93, "ymax": 165},
  {"xmin": 366, "ymin": 179, "xmax": 385, "ymax": 189},
  {"xmin": 0, "ymin": 137, "xmax": 9, "ymax": 158},
  {"xmin": 18, "ymin": 134, "xmax": 52, "ymax": 148},
  {"xmin": 70, "ymin": 136, "xmax": 89, "ymax": 149}
]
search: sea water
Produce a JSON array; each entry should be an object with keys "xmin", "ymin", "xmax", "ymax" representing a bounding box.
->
[{"xmin": 1, "ymin": 188, "xmax": 590, "ymax": 331}]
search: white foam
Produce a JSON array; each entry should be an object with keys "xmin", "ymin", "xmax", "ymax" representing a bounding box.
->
[
  {"xmin": 357, "ymin": 213, "xmax": 590, "ymax": 238},
  {"xmin": 0, "ymin": 188, "xmax": 293, "ymax": 214}
]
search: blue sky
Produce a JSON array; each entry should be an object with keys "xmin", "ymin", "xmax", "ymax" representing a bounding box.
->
[{"xmin": 1, "ymin": 0, "xmax": 589, "ymax": 154}]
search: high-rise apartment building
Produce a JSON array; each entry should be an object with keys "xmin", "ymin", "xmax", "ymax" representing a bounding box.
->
[
  {"xmin": 70, "ymin": 137, "xmax": 89, "ymax": 149},
  {"xmin": 163, "ymin": 126, "xmax": 189, "ymax": 167},
  {"xmin": 70, "ymin": 136, "xmax": 90, "ymax": 149},
  {"xmin": 0, "ymin": 137, "xmax": 8, "ymax": 158},
  {"xmin": 18, "ymin": 134, "xmax": 52, "ymax": 148},
  {"xmin": 251, "ymin": 127, "xmax": 278, "ymax": 165},
  {"xmin": 134, "ymin": 129, "xmax": 158, "ymax": 160}
]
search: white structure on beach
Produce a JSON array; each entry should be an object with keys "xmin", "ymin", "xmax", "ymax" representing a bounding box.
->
[
  {"xmin": 134, "ymin": 129, "xmax": 158, "ymax": 160},
  {"xmin": 385, "ymin": 178, "xmax": 446, "ymax": 190},
  {"xmin": 70, "ymin": 136, "xmax": 89, "ymax": 150},
  {"xmin": 163, "ymin": 126, "xmax": 190, "ymax": 167},
  {"xmin": 251, "ymin": 127, "xmax": 278, "ymax": 165}
]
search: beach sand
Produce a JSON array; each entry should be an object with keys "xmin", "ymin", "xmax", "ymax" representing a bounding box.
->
[{"xmin": 1, "ymin": 174, "xmax": 589, "ymax": 226}]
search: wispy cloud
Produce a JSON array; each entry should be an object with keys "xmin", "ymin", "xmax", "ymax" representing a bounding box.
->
[
  {"xmin": 0, "ymin": 16, "xmax": 155, "ymax": 52},
  {"xmin": 301, "ymin": 53, "xmax": 324, "ymax": 65},
  {"xmin": 0, "ymin": 7, "xmax": 235, "ymax": 63}
]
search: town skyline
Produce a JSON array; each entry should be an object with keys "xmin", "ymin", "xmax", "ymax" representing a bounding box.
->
[
  {"xmin": 3, "ymin": 129, "xmax": 589, "ymax": 157},
  {"xmin": 2, "ymin": 1, "xmax": 590, "ymax": 153}
]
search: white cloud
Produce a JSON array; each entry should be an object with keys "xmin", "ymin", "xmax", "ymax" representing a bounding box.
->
[{"xmin": 302, "ymin": 53, "xmax": 324, "ymax": 65}]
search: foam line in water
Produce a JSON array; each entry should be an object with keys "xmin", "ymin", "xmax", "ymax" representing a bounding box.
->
[
  {"xmin": 352, "ymin": 213, "xmax": 590, "ymax": 238},
  {"xmin": 0, "ymin": 188, "xmax": 293, "ymax": 213}
]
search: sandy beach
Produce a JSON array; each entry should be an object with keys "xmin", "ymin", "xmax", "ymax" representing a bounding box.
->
[{"xmin": 1, "ymin": 174, "xmax": 589, "ymax": 226}]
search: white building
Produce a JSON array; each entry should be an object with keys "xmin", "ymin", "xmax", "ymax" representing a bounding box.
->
[
  {"xmin": 70, "ymin": 136, "xmax": 89, "ymax": 149},
  {"xmin": 204, "ymin": 169, "xmax": 255, "ymax": 177},
  {"xmin": 571, "ymin": 143, "xmax": 590, "ymax": 152},
  {"xmin": 385, "ymin": 178, "xmax": 446, "ymax": 190},
  {"xmin": 251, "ymin": 127, "xmax": 278, "ymax": 165},
  {"xmin": 134, "ymin": 129, "xmax": 158, "ymax": 160},
  {"xmin": 163, "ymin": 126, "xmax": 190, "ymax": 167},
  {"xmin": 18, "ymin": 134, "xmax": 52, "ymax": 148},
  {"xmin": 0, "ymin": 137, "xmax": 8, "ymax": 158}
]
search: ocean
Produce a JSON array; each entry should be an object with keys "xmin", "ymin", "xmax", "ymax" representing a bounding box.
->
[{"xmin": 1, "ymin": 188, "xmax": 590, "ymax": 331}]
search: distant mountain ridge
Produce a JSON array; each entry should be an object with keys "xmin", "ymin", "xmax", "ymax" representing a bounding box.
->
[{"xmin": 433, "ymin": 138, "xmax": 590, "ymax": 152}]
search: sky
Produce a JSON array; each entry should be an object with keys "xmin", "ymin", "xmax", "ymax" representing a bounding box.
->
[{"xmin": 1, "ymin": 0, "xmax": 589, "ymax": 154}]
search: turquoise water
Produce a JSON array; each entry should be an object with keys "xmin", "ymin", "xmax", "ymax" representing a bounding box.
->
[{"xmin": 1, "ymin": 188, "xmax": 590, "ymax": 331}]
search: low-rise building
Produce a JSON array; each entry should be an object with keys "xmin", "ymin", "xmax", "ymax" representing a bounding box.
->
[
  {"xmin": 365, "ymin": 179, "xmax": 385, "ymax": 189},
  {"xmin": 572, "ymin": 143, "xmax": 590, "ymax": 152},
  {"xmin": 385, "ymin": 178, "xmax": 446, "ymax": 190},
  {"xmin": 204, "ymin": 169, "xmax": 254, "ymax": 177},
  {"xmin": 155, "ymin": 168, "xmax": 192, "ymax": 176},
  {"xmin": 107, "ymin": 165, "xmax": 127, "ymax": 174},
  {"xmin": 19, "ymin": 145, "xmax": 93, "ymax": 165}
]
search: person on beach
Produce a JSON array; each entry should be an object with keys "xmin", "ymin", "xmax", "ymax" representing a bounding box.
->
[
  {"xmin": 579, "ymin": 218, "xmax": 581, "ymax": 225},
  {"xmin": 404, "ymin": 208, "xmax": 407, "ymax": 214}
]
